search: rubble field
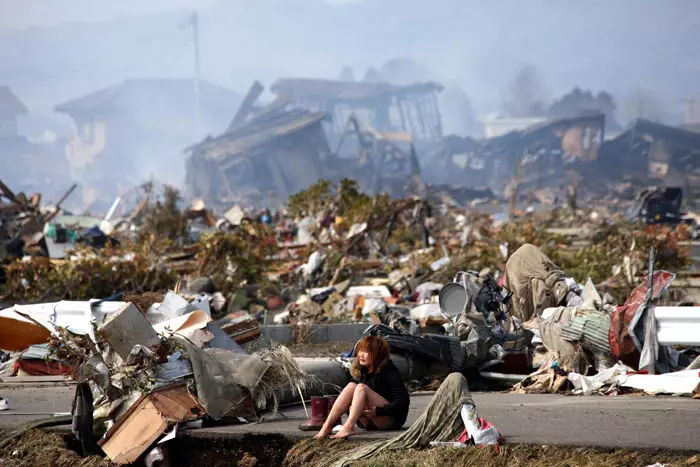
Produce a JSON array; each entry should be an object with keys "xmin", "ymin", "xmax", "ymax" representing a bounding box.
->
[
  {"xmin": 347, "ymin": 445, "xmax": 700, "ymax": 467},
  {"xmin": 2, "ymin": 176, "xmax": 700, "ymax": 465}
]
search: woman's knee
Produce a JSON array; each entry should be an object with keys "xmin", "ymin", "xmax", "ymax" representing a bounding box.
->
[
  {"xmin": 345, "ymin": 382, "xmax": 358, "ymax": 391},
  {"xmin": 354, "ymin": 384, "xmax": 368, "ymax": 395}
]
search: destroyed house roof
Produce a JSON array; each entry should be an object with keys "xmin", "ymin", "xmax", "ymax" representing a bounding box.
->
[
  {"xmin": 621, "ymin": 119, "xmax": 700, "ymax": 149},
  {"xmin": 190, "ymin": 108, "xmax": 328, "ymax": 160},
  {"xmin": 270, "ymin": 78, "xmax": 443, "ymax": 103},
  {"xmin": 487, "ymin": 113, "xmax": 606, "ymax": 146},
  {"xmin": 521, "ymin": 113, "xmax": 605, "ymax": 136},
  {"xmin": 54, "ymin": 79, "xmax": 241, "ymax": 115},
  {"xmin": 0, "ymin": 86, "xmax": 28, "ymax": 117}
]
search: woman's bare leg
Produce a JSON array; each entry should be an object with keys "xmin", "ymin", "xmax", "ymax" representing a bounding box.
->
[
  {"xmin": 333, "ymin": 384, "xmax": 390, "ymax": 438},
  {"xmin": 314, "ymin": 382, "xmax": 356, "ymax": 438}
]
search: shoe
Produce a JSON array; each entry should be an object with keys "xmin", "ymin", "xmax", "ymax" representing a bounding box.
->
[{"xmin": 298, "ymin": 396, "xmax": 329, "ymax": 432}]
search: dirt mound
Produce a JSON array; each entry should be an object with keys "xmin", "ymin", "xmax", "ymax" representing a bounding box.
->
[
  {"xmin": 168, "ymin": 434, "xmax": 293, "ymax": 467},
  {"xmin": 0, "ymin": 430, "xmax": 110, "ymax": 467},
  {"xmin": 284, "ymin": 438, "xmax": 363, "ymax": 466},
  {"xmin": 238, "ymin": 451, "xmax": 259, "ymax": 467},
  {"xmin": 284, "ymin": 439, "xmax": 699, "ymax": 467},
  {"xmin": 352, "ymin": 445, "xmax": 699, "ymax": 467}
]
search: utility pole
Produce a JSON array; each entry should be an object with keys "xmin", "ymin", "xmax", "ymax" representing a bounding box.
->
[{"xmin": 191, "ymin": 11, "xmax": 201, "ymax": 142}]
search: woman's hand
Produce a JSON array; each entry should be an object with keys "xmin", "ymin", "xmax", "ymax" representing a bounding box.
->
[{"xmin": 363, "ymin": 406, "xmax": 377, "ymax": 418}]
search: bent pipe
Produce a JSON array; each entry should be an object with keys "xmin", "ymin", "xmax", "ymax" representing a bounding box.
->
[{"xmin": 271, "ymin": 353, "xmax": 430, "ymax": 406}]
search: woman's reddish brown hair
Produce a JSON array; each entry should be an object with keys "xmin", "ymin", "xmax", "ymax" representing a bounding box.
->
[{"xmin": 350, "ymin": 335, "xmax": 390, "ymax": 378}]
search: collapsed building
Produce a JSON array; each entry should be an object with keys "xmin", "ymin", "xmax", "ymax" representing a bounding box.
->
[
  {"xmin": 426, "ymin": 114, "xmax": 700, "ymax": 208},
  {"xmin": 269, "ymin": 78, "xmax": 444, "ymax": 145},
  {"xmin": 185, "ymin": 76, "xmax": 700, "ymax": 211},
  {"xmin": 186, "ymin": 105, "xmax": 332, "ymax": 207},
  {"xmin": 423, "ymin": 113, "xmax": 606, "ymax": 198},
  {"xmin": 606, "ymin": 119, "xmax": 700, "ymax": 199},
  {"xmin": 185, "ymin": 79, "xmax": 434, "ymax": 208},
  {"xmin": 269, "ymin": 78, "xmax": 440, "ymax": 197}
]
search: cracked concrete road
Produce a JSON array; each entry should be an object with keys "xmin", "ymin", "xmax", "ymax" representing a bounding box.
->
[{"xmin": 1, "ymin": 384, "xmax": 698, "ymax": 451}]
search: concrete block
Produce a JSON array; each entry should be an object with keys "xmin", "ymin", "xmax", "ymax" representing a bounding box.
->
[
  {"xmin": 309, "ymin": 325, "xmax": 329, "ymax": 344},
  {"xmin": 327, "ymin": 324, "xmax": 367, "ymax": 342},
  {"xmin": 99, "ymin": 302, "xmax": 160, "ymax": 360},
  {"xmin": 260, "ymin": 324, "xmax": 368, "ymax": 344},
  {"xmin": 260, "ymin": 325, "xmax": 294, "ymax": 343}
]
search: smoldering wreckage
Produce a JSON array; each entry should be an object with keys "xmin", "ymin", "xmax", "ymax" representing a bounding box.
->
[
  {"xmin": 0, "ymin": 80, "xmax": 699, "ymax": 466},
  {"xmin": 184, "ymin": 77, "xmax": 700, "ymax": 216}
]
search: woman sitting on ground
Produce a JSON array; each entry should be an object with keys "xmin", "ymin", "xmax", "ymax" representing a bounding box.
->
[{"xmin": 315, "ymin": 335, "xmax": 410, "ymax": 439}]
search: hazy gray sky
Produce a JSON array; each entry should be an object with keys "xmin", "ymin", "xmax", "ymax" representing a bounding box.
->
[
  {"xmin": 0, "ymin": 0, "xmax": 363, "ymax": 29},
  {"xmin": 2, "ymin": 0, "xmax": 699, "ymax": 205},
  {"xmin": 2, "ymin": 0, "xmax": 699, "ymax": 122},
  {"xmin": 0, "ymin": 0, "xmax": 220, "ymax": 29}
]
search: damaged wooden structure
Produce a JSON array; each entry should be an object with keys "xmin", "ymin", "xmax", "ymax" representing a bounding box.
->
[
  {"xmin": 185, "ymin": 85, "xmax": 332, "ymax": 207},
  {"xmin": 604, "ymin": 119, "xmax": 700, "ymax": 199},
  {"xmin": 185, "ymin": 76, "xmax": 700, "ymax": 209},
  {"xmin": 270, "ymin": 78, "xmax": 444, "ymax": 144},
  {"xmin": 332, "ymin": 115, "xmax": 423, "ymax": 197},
  {"xmin": 423, "ymin": 113, "xmax": 606, "ymax": 196},
  {"xmin": 426, "ymin": 114, "xmax": 700, "ymax": 204},
  {"xmin": 185, "ymin": 79, "xmax": 437, "ymax": 208}
]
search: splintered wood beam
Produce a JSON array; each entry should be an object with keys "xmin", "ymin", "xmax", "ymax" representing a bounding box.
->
[
  {"xmin": 227, "ymin": 80, "xmax": 265, "ymax": 131},
  {"xmin": 0, "ymin": 179, "xmax": 18, "ymax": 204},
  {"xmin": 44, "ymin": 183, "xmax": 78, "ymax": 223}
]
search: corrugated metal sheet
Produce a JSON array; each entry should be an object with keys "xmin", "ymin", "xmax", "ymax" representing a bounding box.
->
[
  {"xmin": 560, "ymin": 312, "xmax": 611, "ymax": 354},
  {"xmin": 559, "ymin": 306, "xmax": 700, "ymax": 357}
]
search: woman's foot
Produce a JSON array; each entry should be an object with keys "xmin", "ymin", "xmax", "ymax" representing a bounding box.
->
[
  {"xmin": 332, "ymin": 425, "xmax": 356, "ymax": 439},
  {"xmin": 314, "ymin": 427, "xmax": 332, "ymax": 439}
]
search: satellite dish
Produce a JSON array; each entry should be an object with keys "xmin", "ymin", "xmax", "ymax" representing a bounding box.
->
[
  {"xmin": 439, "ymin": 283, "xmax": 467, "ymax": 317},
  {"xmin": 438, "ymin": 271, "xmax": 480, "ymax": 317}
]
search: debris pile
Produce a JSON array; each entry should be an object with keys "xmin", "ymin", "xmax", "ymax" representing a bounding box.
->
[
  {"xmin": 0, "ymin": 290, "xmax": 311, "ymax": 465},
  {"xmin": 1, "ymin": 170, "xmax": 700, "ymax": 464},
  {"xmin": 512, "ymin": 246, "xmax": 700, "ymax": 398}
]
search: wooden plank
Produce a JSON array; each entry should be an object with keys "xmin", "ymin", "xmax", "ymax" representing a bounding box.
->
[
  {"xmin": 221, "ymin": 319, "xmax": 261, "ymax": 345},
  {"xmin": 99, "ymin": 383, "xmax": 204, "ymax": 465},
  {"xmin": 100, "ymin": 398, "xmax": 168, "ymax": 465},
  {"xmin": 227, "ymin": 80, "xmax": 265, "ymax": 131},
  {"xmin": 149, "ymin": 384, "xmax": 205, "ymax": 421},
  {"xmin": 0, "ymin": 179, "xmax": 19, "ymax": 203}
]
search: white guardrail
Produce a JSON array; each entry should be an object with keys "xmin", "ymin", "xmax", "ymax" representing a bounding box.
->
[{"xmin": 655, "ymin": 307, "xmax": 700, "ymax": 346}]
